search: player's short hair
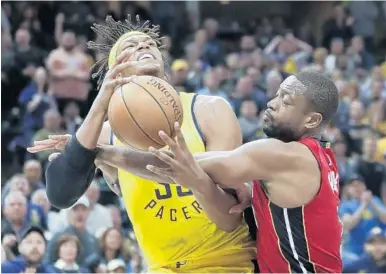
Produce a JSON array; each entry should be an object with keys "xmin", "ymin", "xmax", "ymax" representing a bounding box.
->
[
  {"xmin": 88, "ymin": 15, "xmax": 165, "ymax": 88},
  {"xmin": 294, "ymin": 71, "xmax": 339, "ymax": 126}
]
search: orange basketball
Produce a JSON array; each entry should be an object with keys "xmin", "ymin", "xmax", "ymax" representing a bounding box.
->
[{"xmin": 108, "ymin": 75, "xmax": 184, "ymax": 150}]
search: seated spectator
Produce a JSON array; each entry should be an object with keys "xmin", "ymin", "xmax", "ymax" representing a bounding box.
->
[
  {"xmin": 97, "ymin": 228, "xmax": 132, "ymax": 272},
  {"xmin": 353, "ymin": 135, "xmax": 386, "ymax": 197},
  {"xmin": 342, "ymin": 100, "xmax": 373, "ymax": 156},
  {"xmin": 1, "ymin": 226, "xmax": 50, "ymax": 273},
  {"xmin": 332, "ymin": 140, "xmax": 356, "ymax": 185},
  {"xmin": 238, "ymin": 100, "xmax": 263, "ymax": 143},
  {"xmin": 2, "ymin": 174, "xmax": 31, "ymax": 202},
  {"xmin": 46, "ymin": 234, "xmax": 89, "ymax": 273},
  {"xmin": 23, "ymin": 160, "xmax": 45, "ymax": 193},
  {"xmin": 230, "ymin": 76, "xmax": 261, "ymax": 116},
  {"xmin": 196, "ymin": 70, "xmax": 229, "ymax": 101},
  {"xmin": 107, "ymin": 259, "xmax": 126, "ymax": 273},
  {"xmin": 2, "ymin": 191, "xmax": 30, "ymax": 256},
  {"xmin": 62, "ymin": 101, "xmax": 83, "ymax": 135},
  {"xmin": 343, "ymin": 227, "xmax": 386, "ymax": 272},
  {"xmin": 33, "ymin": 109, "xmax": 64, "ymax": 166},
  {"xmin": 107, "ymin": 205, "xmax": 129, "ymax": 237},
  {"xmin": 340, "ymin": 177, "xmax": 386, "ymax": 256},
  {"xmin": 83, "ymin": 253, "xmax": 107, "ymax": 274},
  {"xmin": 14, "ymin": 67, "xmax": 57, "ymax": 160},
  {"xmin": 44, "ymin": 196, "xmax": 98, "ymax": 265},
  {"xmin": 31, "ymin": 189, "xmax": 61, "ymax": 235},
  {"xmin": 170, "ymin": 59, "xmax": 195, "ymax": 93}
]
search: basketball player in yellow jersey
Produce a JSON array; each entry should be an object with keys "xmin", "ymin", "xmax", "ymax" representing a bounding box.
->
[{"xmin": 28, "ymin": 15, "xmax": 256, "ymax": 272}]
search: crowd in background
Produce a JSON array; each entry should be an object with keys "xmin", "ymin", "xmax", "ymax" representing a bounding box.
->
[{"xmin": 1, "ymin": 1, "xmax": 386, "ymax": 273}]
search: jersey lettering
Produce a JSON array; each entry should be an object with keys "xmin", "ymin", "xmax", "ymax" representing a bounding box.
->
[
  {"xmin": 328, "ymin": 170, "xmax": 339, "ymax": 193},
  {"xmin": 155, "ymin": 183, "xmax": 193, "ymax": 200},
  {"xmin": 143, "ymin": 183, "xmax": 200, "ymax": 222}
]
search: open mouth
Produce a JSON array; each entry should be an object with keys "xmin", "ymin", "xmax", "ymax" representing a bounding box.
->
[{"xmin": 137, "ymin": 53, "xmax": 155, "ymax": 61}]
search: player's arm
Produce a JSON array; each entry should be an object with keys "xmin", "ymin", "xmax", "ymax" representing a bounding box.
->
[
  {"xmin": 188, "ymin": 96, "xmax": 245, "ymax": 232},
  {"xmin": 198, "ymin": 138, "xmax": 315, "ymax": 188}
]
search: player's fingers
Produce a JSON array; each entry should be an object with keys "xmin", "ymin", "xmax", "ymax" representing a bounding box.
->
[
  {"xmin": 109, "ymin": 61, "xmax": 138, "ymax": 79},
  {"xmin": 108, "ymin": 76, "xmax": 133, "ymax": 89},
  {"xmin": 48, "ymin": 153, "xmax": 62, "ymax": 162},
  {"xmin": 158, "ymin": 130, "xmax": 178, "ymax": 152},
  {"xmin": 33, "ymin": 139, "xmax": 58, "ymax": 146},
  {"xmin": 113, "ymin": 50, "xmax": 132, "ymax": 67},
  {"xmin": 174, "ymin": 122, "xmax": 189, "ymax": 151},
  {"xmin": 146, "ymin": 165, "xmax": 173, "ymax": 178},
  {"xmin": 27, "ymin": 144, "xmax": 55, "ymax": 153},
  {"xmin": 149, "ymin": 147, "xmax": 178, "ymax": 166},
  {"xmin": 49, "ymin": 134, "xmax": 71, "ymax": 141}
]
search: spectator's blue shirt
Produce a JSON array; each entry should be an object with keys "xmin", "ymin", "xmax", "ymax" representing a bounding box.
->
[
  {"xmin": 339, "ymin": 197, "xmax": 386, "ymax": 255},
  {"xmin": 343, "ymin": 254, "xmax": 386, "ymax": 273},
  {"xmin": 1, "ymin": 256, "xmax": 53, "ymax": 273},
  {"xmin": 18, "ymin": 82, "xmax": 52, "ymax": 131},
  {"xmin": 45, "ymin": 264, "xmax": 90, "ymax": 273},
  {"xmin": 26, "ymin": 203, "xmax": 47, "ymax": 230}
]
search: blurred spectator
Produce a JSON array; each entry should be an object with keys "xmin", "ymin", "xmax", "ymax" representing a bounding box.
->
[
  {"xmin": 353, "ymin": 135, "xmax": 386, "ymax": 197},
  {"xmin": 107, "ymin": 205, "xmax": 129, "ymax": 238},
  {"xmin": 343, "ymin": 227, "xmax": 386, "ymax": 272},
  {"xmin": 322, "ymin": 3, "xmax": 354, "ymax": 49},
  {"xmin": 342, "ymin": 100, "xmax": 372, "ymax": 156},
  {"xmin": 23, "ymin": 160, "xmax": 45, "ymax": 193},
  {"xmin": 33, "ymin": 109, "xmax": 64, "ymax": 166},
  {"xmin": 15, "ymin": 67, "xmax": 57, "ymax": 162},
  {"xmin": 325, "ymin": 38, "xmax": 345, "ymax": 74},
  {"xmin": 302, "ymin": 47, "xmax": 327, "ymax": 73},
  {"xmin": 13, "ymin": 28, "xmax": 45, "ymax": 85},
  {"xmin": 170, "ymin": 59, "xmax": 194, "ymax": 93},
  {"xmin": 44, "ymin": 196, "xmax": 98, "ymax": 265},
  {"xmin": 83, "ymin": 253, "xmax": 107, "ymax": 274},
  {"xmin": 31, "ymin": 189, "xmax": 61, "ymax": 235},
  {"xmin": 348, "ymin": 1, "xmax": 379, "ymax": 52},
  {"xmin": 230, "ymin": 76, "xmax": 261, "ymax": 116},
  {"xmin": 63, "ymin": 102, "xmax": 83, "ymax": 135},
  {"xmin": 340, "ymin": 177, "xmax": 386, "ymax": 257},
  {"xmin": 46, "ymin": 31, "xmax": 91, "ymax": 112},
  {"xmin": 197, "ymin": 70, "xmax": 229, "ymax": 101},
  {"xmin": 238, "ymin": 99, "xmax": 263, "ymax": 143},
  {"xmin": 202, "ymin": 19, "xmax": 223, "ymax": 66},
  {"xmin": 107, "ymin": 259, "xmax": 126, "ymax": 273},
  {"xmin": 96, "ymin": 227, "xmax": 132, "ymax": 272},
  {"xmin": 46, "ymin": 234, "xmax": 89, "ymax": 273},
  {"xmin": 84, "ymin": 182, "xmax": 113, "ymax": 235},
  {"xmin": 2, "ymin": 174, "xmax": 31, "ymax": 202},
  {"xmin": 347, "ymin": 36, "xmax": 374, "ymax": 71},
  {"xmin": 1, "ymin": 226, "xmax": 50, "ymax": 273},
  {"xmin": 2, "ymin": 192, "xmax": 30, "ymax": 256},
  {"xmin": 332, "ymin": 140, "xmax": 356, "ymax": 185}
]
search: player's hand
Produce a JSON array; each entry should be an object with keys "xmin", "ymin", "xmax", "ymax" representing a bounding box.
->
[
  {"xmin": 146, "ymin": 122, "xmax": 210, "ymax": 190},
  {"xmin": 229, "ymin": 183, "xmax": 253, "ymax": 213},
  {"xmin": 94, "ymin": 50, "xmax": 160, "ymax": 113},
  {"xmin": 27, "ymin": 134, "xmax": 71, "ymax": 153}
]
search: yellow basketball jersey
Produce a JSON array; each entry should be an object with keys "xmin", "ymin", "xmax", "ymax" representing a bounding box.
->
[{"xmin": 112, "ymin": 92, "xmax": 256, "ymax": 272}]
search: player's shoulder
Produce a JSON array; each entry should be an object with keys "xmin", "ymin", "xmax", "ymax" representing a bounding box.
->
[{"xmin": 195, "ymin": 94, "xmax": 233, "ymax": 112}]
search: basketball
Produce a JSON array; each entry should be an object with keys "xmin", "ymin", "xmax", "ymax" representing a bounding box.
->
[{"xmin": 108, "ymin": 75, "xmax": 184, "ymax": 150}]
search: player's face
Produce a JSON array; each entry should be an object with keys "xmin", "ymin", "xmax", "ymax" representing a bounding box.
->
[
  {"xmin": 263, "ymin": 76, "xmax": 319, "ymax": 142},
  {"xmin": 118, "ymin": 34, "xmax": 164, "ymax": 78}
]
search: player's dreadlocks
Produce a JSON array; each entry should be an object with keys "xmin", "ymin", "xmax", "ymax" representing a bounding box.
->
[{"xmin": 87, "ymin": 15, "xmax": 165, "ymax": 88}]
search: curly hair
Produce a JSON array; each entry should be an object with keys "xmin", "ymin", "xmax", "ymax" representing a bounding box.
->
[{"xmin": 87, "ymin": 15, "xmax": 166, "ymax": 88}]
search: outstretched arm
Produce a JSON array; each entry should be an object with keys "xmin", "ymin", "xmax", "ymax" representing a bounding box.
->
[{"xmin": 198, "ymin": 138, "xmax": 313, "ymax": 187}]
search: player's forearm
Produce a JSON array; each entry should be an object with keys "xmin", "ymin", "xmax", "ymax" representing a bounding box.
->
[
  {"xmin": 192, "ymin": 177, "xmax": 242, "ymax": 232},
  {"xmin": 76, "ymin": 106, "xmax": 106, "ymax": 149},
  {"xmin": 96, "ymin": 144, "xmax": 171, "ymax": 183}
]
